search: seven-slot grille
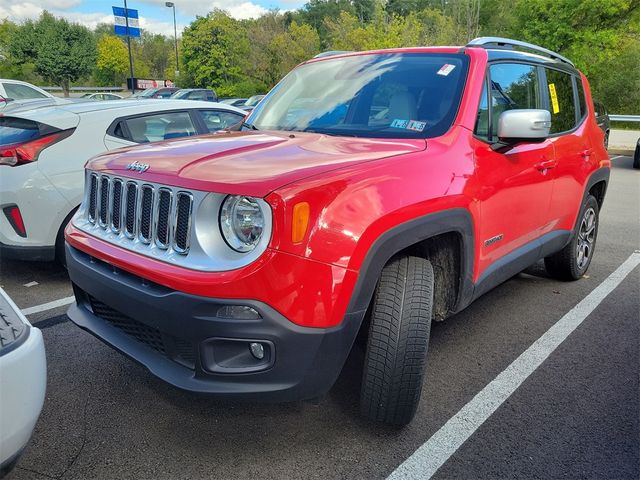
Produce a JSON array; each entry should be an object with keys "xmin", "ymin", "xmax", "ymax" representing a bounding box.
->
[{"xmin": 87, "ymin": 173, "xmax": 193, "ymax": 254}]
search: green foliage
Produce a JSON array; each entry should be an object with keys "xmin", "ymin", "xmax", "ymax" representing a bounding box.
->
[
  {"xmin": 505, "ymin": 0, "xmax": 640, "ymax": 115},
  {"xmin": 0, "ymin": 1, "xmax": 637, "ymax": 114},
  {"xmin": 181, "ymin": 10, "xmax": 252, "ymax": 95},
  {"xmin": 95, "ymin": 35, "xmax": 128, "ymax": 86},
  {"xmin": 10, "ymin": 12, "xmax": 96, "ymax": 95}
]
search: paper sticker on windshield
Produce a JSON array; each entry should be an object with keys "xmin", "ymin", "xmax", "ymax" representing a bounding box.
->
[
  {"xmin": 391, "ymin": 119, "xmax": 409, "ymax": 129},
  {"xmin": 548, "ymin": 83, "xmax": 560, "ymax": 114},
  {"xmin": 437, "ymin": 64, "xmax": 456, "ymax": 76},
  {"xmin": 407, "ymin": 120, "xmax": 427, "ymax": 132}
]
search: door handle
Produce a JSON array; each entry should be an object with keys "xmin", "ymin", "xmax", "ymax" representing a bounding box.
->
[
  {"xmin": 581, "ymin": 148, "xmax": 594, "ymax": 158},
  {"xmin": 535, "ymin": 159, "xmax": 557, "ymax": 171}
]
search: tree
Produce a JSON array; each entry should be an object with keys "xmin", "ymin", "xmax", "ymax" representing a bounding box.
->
[
  {"xmin": 507, "ymin": 0, "xmax": 640, "ymax": 114},
  {"xmin": 10, "ymin": 12, "xmax": 96, "ymax": 96},
  {"xmin": 181, "ymin": 10, "xmax": 255, "ymax": 96},
  {"xmin": 95, "ymin": 35, "xmax": 128, "ymax": 86},
  {"xmin": 271, "ymin": 21, "xmax": 321, "ymax": 77}
]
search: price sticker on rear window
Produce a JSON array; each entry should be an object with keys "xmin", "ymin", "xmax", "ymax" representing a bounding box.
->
[
  {"xmin": 548, "ymin": 83, "xmax": 560, "ymax": 114},
  {"xmin": 437, "ymin": 64, "xmax": 456, "ymax": 76}
]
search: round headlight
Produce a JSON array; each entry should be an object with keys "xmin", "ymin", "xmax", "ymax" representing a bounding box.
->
[{"xmin": 219, "ymin": 195, "xmax": 265, "ymax": 252}]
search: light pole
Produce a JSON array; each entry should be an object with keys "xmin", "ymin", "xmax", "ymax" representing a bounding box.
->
[{"xmin": 165, "ymin": 2, "xmax": 179, "ymax": 83}]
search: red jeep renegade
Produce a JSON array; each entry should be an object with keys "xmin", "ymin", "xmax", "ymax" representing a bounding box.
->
[{"xmin": 65, "ymin": 37, "xmax": 610, "ymax": 425}]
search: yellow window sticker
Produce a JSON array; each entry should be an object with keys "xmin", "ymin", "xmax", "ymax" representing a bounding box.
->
[{"xmin": 548, "ymin": 83, "xmax": 560, "ymax": 114}]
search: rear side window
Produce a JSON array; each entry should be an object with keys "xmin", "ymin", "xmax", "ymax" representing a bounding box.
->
[
  {"xmin": 487, "ymin": 63, "xmax": 541, "ymax": 139},
  {"xmin": 3, "ymin": 83, "xmax": 48, "ymax": 100},
  {"xmin": 124, "ymin": 111, "xmax": 196, "ymax": 143},
  {"xmin": 545, "ymin": 69, "xmax": 577, "ymax": 134},
  {"xmin": 575, "ymin": 78, "xmax": 587, "ymax": 119},
  {"xmin": 0, "ymin": 117, "xmax": 42, "ymax": 145}
]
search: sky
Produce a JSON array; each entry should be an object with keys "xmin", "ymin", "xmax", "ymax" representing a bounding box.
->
[{"xmin": 0, "ymin": 0, "xmax": 306, "ymax": 36}]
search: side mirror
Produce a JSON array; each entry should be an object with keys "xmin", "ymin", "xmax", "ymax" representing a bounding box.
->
[{"xmin": 492, "ymin": 109, "xmax": 551, "ymax": 151}]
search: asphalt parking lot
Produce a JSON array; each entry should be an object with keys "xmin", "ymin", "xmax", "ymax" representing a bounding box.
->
[{"xmin": 1, "ymin": 155, "xmax": 638, "ymax": 480}]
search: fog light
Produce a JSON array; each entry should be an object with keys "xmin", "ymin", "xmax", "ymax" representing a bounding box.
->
[
  {"xmin": 216, "ymin": 305, "xmax": 261, "ymax": 320},
  {"xmin": 249, "ymin": 342, "xmax": 265, "ymax": 360}
]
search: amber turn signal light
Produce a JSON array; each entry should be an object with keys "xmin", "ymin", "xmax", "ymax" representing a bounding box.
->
[{"xmin": 292, "ymin": 202, "xmax": 310, "ymax": 243}]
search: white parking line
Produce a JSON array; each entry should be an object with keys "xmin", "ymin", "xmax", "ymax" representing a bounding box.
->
[
  {"xmin": 609, "ymin": 155, "xmax": 625, "ymax": 161},
  {"xmin": 388, "ymin": 251, "xmax": 640, "ymax": 480},
  {"xmin": 22, "ymin": 296, "xmax": 75, "ymax": 316}
]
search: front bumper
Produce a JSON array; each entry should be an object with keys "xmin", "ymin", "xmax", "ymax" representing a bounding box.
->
[{"xmin": 66, "ymin": 243, "xmax": 362, "ymax": 401}]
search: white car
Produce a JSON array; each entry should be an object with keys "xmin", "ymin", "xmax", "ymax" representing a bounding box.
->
[
  {"xmin": 80, "ymin": 92, "xmax": 123, "ymax": 101},
  {"xmin": 0, "ymin": 79, "xmax": 54, "ymax": 106},
  {"xmin": 0, "ymin": 288, "xmax": 46, "ymax": 477},
  {"xmin": 0, "ymin": 99, "xmax": 246, "ymax": 262}
]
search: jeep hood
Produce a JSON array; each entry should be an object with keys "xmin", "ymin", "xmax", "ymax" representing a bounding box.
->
[{"xmin": 88, "ymin": 130, "xmax": 426, "ymax": 197}]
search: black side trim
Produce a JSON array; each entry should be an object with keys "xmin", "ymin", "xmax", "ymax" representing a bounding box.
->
[
  {"xmin": 346, "ymin": 208, "xmax": 475, "ymax": 318},
  {"xmin": 473, "ymin": 230, "xmax": 571, "ymax": 300}
]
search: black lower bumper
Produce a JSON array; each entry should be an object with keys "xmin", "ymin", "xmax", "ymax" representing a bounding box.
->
[
  {"xmin": 0, "ymin": 242, "xmax": 55, "ymax": 262},
  {"xmin": 65, "ymin": 243, "xmax": 363, "ymax": 402}
]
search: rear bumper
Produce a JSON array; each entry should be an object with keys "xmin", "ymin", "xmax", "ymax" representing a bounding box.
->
[
  {"xmin": 0, "ymin": 242, "xmax": 55, "ymax": 261},
  {"xmin": 65, "ymin": 243, "xmax": 362, "ymax": 401}
]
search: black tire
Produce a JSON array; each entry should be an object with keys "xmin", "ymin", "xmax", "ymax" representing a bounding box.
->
[
  {"xmin": 55, "ymin": 206, "xmax": 78, "ymax": 267},
  {"xmin": 360, "ymin": 255, "xmax": 434, "ymax": 425},
  {"xmin": 545, "ymin": 195, "xmax": 599, "ymax": 281},
  {"xmin": 633, "ymin": 139, "xmax": 640, "ymax": 169}
]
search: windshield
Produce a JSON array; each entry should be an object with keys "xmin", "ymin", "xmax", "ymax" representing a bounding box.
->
[
  {"xmin": 248, "ymin": 53, "xmax": 468, "ymax": 138},
  {"xmin": 171, "ymin": 90, "xmax": 191, "ymax": 99},
  {"xmin": 134, "ymin": 89, "xmax": 159, "ymax": 98}
]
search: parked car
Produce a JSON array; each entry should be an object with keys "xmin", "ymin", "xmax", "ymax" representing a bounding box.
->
[
  {"xmin": 220, "ymin": 97, "xmax": 248, "ymax": 107},
  {"xmin": 241, "ymin": 94, "xmax": 265, "ymax": 112},
  {"xmin": 0, "ymin": 287, "xmax": 46, "ymax": 478},
  {"xmin": 593, "ymin": 99, "xmax": 610, "ymax": 148},
  {"xmin": 0, "ymin": 79, "xmax": 54, "ymax": 103},
  {"xmin": 64, "ymin": 38, "xmax": 609, "ymax": 425},
  {"xmin": 170, "ymin": 88, "xmax": 218, "ymax": 102},
  {"xmin": 0, "ymin": 99, "xmax": 246, "ymax": 263},
  {"xmin": 131, "ymin": 87, "xmax": 179, "ymax": 99},
  {"xmin": 0, "ymin": 97, "xmax": 76, "ymax": 113},
  {"xmin": 81, "ymin": 92, "xmax": 123, "ymax": 101}
]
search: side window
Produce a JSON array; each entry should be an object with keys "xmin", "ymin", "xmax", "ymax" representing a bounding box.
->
[
  {"xmin": 545, "ymin": 68, "xmax": 577, "ymax": 134},
  {"xmin": 124, "ymin": 111, "xmax": 196, "ymax": 143},
  {"xmin": 4, "ymin": 83, "xmax": 48, "ymax": 100},
  {"xmin": 575, "ymin": 77, "xmax": 587, "ymax": 119},
  {"xmin": 488, "ymin": 63, "xmax": 540, "ymax": 139},
  {"xmin": 474, "ymin": 79, "xmax": 490, "ymax": 140},
  {"xmin": 199, "ymin": 110, "xmax": 245, "ymax": 132}
]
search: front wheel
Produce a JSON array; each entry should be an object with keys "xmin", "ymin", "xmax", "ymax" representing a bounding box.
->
[
  {"xmin": 360, "ymin": 255, "xmax": 434, "ymax": 425},
  {"xmin": 545, "ymin": 195, "xmax": 599, "ymax": 280}
]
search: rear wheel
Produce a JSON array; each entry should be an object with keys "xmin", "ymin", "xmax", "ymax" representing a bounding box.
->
[
  {"xmin": 360, "ymin": 255, "xmax": 434, "ymax": 425},
  {"xmin": 545, "ymin": 195, "xmax": 599, "ymax": 280}
]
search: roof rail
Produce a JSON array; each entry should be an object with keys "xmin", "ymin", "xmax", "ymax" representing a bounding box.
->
[
  {"xmin": 313, "ymin": 50, "xmax": 352, "ymax": 59},
  {"xmin": 466, "ymin": 37, "xmax": 574, "ymax": 67}
]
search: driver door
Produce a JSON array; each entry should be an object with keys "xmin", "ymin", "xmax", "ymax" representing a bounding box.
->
[{"xmin": 473, "ymin": 63, "xmax": 554, "ymax": 277}]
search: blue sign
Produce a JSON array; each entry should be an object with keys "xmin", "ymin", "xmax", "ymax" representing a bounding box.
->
[{"xmin": 112, "ymin": 6, "xmax": 140, "ymax": 37}]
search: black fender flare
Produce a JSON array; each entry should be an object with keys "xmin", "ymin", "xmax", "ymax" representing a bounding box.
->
[{"xmin": 344, "ymin": 208, "xmax": 476, "ymax": 321}]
